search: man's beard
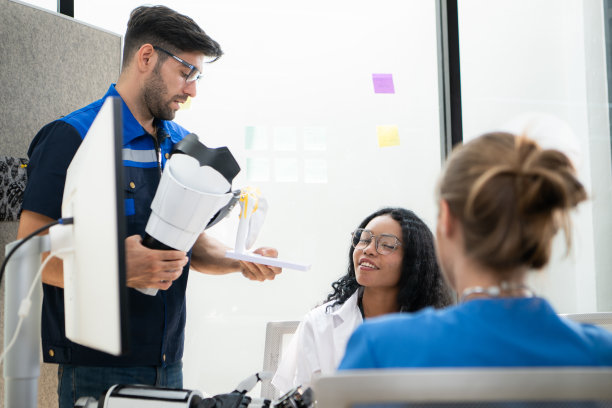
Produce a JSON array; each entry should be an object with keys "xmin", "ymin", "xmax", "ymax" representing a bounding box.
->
[{"xmin": 143, "ymin": 68, "xmax": 179, "ymax": 121}]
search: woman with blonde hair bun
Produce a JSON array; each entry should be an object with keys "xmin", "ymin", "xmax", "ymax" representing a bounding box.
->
[{"xmin": 340, "ymin": 132, "xmax": 612, "ymax": 369}]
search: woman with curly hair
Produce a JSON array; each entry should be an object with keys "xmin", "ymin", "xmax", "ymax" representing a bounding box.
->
[{"xmin": 272, "ymin": 207, "xmax": 453, "ymax": 392}]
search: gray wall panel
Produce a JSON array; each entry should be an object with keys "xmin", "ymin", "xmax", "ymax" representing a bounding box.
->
[
  {"xmin": 0, "ymin": 0, "xmax": 121, "ymax": 405},
  {"xmin": 1, "ymin": 0, "xmax": 121, "ymax": 157}
]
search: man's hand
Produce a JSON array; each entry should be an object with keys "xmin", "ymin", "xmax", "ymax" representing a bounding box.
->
[
  {"xmin": 239, "ymin": 247, "xmax": 282, "ymax": 281},
  {"xmin": 125, "ymin": 235, "xmax": 188, "ymax": 291},
  {"xmin": 190, "ymin": 233, "xmax": 282, "ymax": 280}
]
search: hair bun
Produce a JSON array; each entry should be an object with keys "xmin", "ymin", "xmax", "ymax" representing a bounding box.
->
[
  {"xmin": 516, "ymin": 140, "xmax": 586, "ymax": 216},
  {"xmin": 439, "ymin": 131, "xmax": 587, "ymax": 271}
]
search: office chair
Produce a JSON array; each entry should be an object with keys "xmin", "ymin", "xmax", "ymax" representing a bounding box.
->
[{"xmin": 260, "ymin": 320, "xmax": 300, "ymax": 400}]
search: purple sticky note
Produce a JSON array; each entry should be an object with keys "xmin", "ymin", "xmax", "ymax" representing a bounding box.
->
[{"xmin": 372, "ymin": 73, "xmax": 395, "ymax": 94}]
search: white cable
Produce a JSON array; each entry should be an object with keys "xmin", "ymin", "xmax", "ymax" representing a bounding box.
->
[{"xmin": 0, "ymin": 249, "xmax": 70, "ymax": 365}]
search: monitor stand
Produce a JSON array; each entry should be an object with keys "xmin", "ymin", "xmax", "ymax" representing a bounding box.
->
[{"xmin": 3, "ymin": 235, "xmax": 49, "ymax": 408}]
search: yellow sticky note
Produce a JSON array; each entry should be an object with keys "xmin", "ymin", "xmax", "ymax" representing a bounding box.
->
[
  {"xmin": 377, "ymin": 125, "xmax": 400, "ymax": 147},
  {"xmin": 179, "ymin": 97, "xmax": 192, "ymax": 110}
]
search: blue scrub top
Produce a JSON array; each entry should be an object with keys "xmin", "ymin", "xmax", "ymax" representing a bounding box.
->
[{"xmin": 340, "ymin": 297, "xmax": 612, "ymax": 369}]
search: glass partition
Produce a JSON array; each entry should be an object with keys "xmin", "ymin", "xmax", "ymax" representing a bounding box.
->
[{"xmin": 458, "ymin": 0, "xmax": 612, "ymax": 313}]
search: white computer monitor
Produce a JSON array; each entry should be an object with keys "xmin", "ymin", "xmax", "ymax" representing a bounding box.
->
[{"xmin": 57, "ymin": 96, "xmax": 129, "ymax": 355}]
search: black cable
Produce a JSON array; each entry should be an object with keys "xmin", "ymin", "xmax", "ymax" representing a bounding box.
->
[{"xmin": 0, "ymin": 217, "xmax": 74, "ymax": 286}]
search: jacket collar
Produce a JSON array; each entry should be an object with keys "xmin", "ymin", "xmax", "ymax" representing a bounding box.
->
[{"xmin": 102, "ymin": 84, "xmax": 174, "ymax": 146}]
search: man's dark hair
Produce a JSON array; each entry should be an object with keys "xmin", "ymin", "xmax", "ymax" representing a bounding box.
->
[
  {"xmin": 326, "ymin": 207, "xmax": 454, "ymax": 312},
  {"xmin": 122, "ymin": 5, "xmax": 223, "ymax": 68}
]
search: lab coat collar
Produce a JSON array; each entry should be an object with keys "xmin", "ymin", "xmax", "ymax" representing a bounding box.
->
[{"xmin": 331, "ymin": 289, "xmax": 362, "ymax": 328}]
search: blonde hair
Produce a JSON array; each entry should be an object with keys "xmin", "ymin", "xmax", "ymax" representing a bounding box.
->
[{"xmin": 438, "ymin": 132, "xmax": 587, "ymax": 271}]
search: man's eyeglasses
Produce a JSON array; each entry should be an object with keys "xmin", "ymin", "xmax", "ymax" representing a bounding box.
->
[
  {"xmin": 351, "ymin": 228, "xmax": 402, "ymax": 255},
  {"xmin": 154, "ymin": 46, "xmax": 202, "ymax": 83}
]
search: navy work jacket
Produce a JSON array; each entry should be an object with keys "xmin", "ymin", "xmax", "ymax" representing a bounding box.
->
[{"xmin": 22, "ymin": 85, "xmax": 191, "ymax": 366}]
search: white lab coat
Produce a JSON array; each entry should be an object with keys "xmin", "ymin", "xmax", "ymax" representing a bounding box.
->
[{"xmin": 271, "ymin": 290, "xmax": 363, "ymax": 393}]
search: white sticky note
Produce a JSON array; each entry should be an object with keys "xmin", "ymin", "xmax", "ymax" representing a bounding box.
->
[
  {"xmin": 303, "ymin": 126, "xmax": 327, "ymax": 151},
  {"xmin": 304, "ymin": 159, "xmax": 328, "ymax": 183},
  {"xmin": 274, "ymin": 158, "xmax": 299, "ymax": 182},
  {"xmin": 246, "ymin": 158, "xmax": 270, "ymax": 182},
  {"xmin": 245, "ymin": 126, "xmax": 268, "ymax": 151},
  {"xmin": 273, "ymin": 126, "xmax": 298, "ymax": 151}
]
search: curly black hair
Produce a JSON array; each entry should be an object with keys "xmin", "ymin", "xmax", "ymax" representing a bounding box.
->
[{"xmin": 326, "ymin": 207, "xmax": 454, "ymax": 312}]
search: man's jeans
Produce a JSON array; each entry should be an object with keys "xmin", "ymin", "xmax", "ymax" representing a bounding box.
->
[{"xmin": 57, "ymin": 361, "xmax": 183, "ymax": 408}]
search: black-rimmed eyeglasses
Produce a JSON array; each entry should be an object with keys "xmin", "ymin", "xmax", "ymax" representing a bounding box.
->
[
  {"xmin": 154, "ymin": 45, "xmax": 202, "ymax": 83},
  {"xmin": 351, "ymin": 228, "xmax": 402, "ymax": 255}
]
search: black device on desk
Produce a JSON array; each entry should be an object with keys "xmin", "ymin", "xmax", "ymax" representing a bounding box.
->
[{"xmin": 75, "ymin": 383, "xmax": 314, "ymax": 408}]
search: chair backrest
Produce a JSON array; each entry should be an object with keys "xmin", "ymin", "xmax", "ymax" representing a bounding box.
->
[
  {"xmin": 312, "ymin": 368, "xmax": 612, "ymax": 408},
  {"xmin": 562, "ymin": 312, "xmax": 612, "ymax": 333},
  {"xmin": 261, "ymin": 320, "xmax": 300, "ymax": 400}
]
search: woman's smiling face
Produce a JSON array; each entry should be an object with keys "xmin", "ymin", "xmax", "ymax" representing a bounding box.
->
[{"xmin": 353, "ymin": 215, "xmax": 404, "ymax": 290}]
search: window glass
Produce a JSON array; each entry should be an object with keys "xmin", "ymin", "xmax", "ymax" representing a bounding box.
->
[
  {"xmin": 458, "ymin": 0, "xmax": 612, "ymax": 313},
  {"xmin": 15, "ymin": 0, "xmax": 55, "ymax": 13}
]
